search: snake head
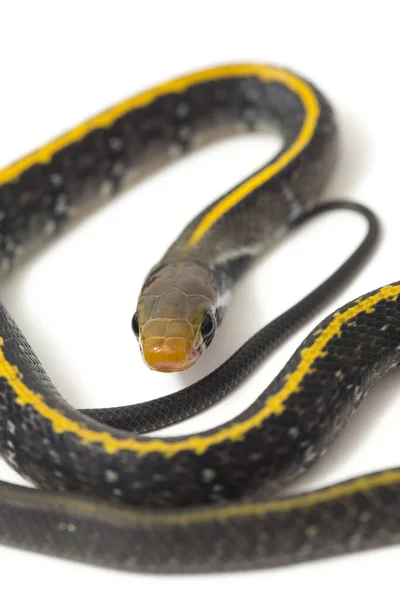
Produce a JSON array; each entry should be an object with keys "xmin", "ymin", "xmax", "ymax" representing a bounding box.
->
[{"xmin": 132, "ymin": 261, "xmax": 219, "ymax": 372}]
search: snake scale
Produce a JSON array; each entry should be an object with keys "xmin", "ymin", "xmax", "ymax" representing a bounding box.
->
[{"xmin": 0, "ymin": 63, "xmax": 399, "ymax": 573}]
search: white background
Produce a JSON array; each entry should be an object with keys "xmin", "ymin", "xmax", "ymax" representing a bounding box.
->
[{"xmin": 0, "ymin": 1, "xmax": 399, "ymax": 597}]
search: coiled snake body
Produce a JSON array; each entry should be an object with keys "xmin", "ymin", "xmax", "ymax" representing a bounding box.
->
[{"xmin": 0, "ymin": 64, "xmax": 398, "ymax": 572}]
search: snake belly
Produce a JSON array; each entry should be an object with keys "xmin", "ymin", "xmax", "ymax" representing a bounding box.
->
[{"xmin": 0, "ymin": 63, "xmax": 398, "ymax": 573}]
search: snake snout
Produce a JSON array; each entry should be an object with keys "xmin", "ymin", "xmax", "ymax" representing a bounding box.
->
[
  {"xmin": 140, "ymin": 319, "xmax": 200, "ymax": 372},
  {"xmin": 142, "ymin": 336, "xmax": 198, "ymax": 372}
]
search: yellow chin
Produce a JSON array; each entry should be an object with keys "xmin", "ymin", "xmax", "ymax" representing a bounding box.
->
[{"xmin": 142, "ymin": 337, "xmax": 198, "ymax": 372}]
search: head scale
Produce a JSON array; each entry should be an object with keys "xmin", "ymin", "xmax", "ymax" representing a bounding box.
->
[{"xmin": 132, "ymin": 261, "xmax": 219, "ymax": 372}]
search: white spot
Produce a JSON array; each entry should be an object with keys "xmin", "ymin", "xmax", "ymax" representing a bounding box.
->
[
  {"xmin": 212, "ymin": 484, "xmax": 223, "ymax": 493},
  {"xmin": 111, "ymin": 161, "xmax": 125, "ymax": 178},
  {"xmin": 109, "ymin": 136, "xmax": 123, "ymax": 152},
  {"xmin": 175, "ymin": 102, "xmax": 189, "ymax": 118},
  {"xmin": 54, "ymin": 193, "xmax": 69, "ymax": 216},
  {"xmin": 49, "ymin": 449, "xmax": 61, "ymax": 464},
  {"xmin": 104, "ymin": 469, "xmax": 119, "ymax": 483},
  {"xmin": 57, "ymin": 522, "xmax": 77, "ymax": 533},
  {"xmin": 354, "ymin": 386, "xmax": 363, "ymax": 402},
  {"xmin": 112, "ymin": 488, "xmax": 123, "ymax": 497},
  {"xmin": 304, "ymin": 445, "xmax": 317, "ymax": 464},
  {"xmin": 4, "ymin": 450, "xmax": 18, "ymax": 468},
  {"xmin": 380, "ymin": 324, "xmax": 389, "ymax": 331},
  {"xmin": 289, "ymin": 427, "xmax": 299, "ymax": 439},
  {"xmin": 177, "ymin": 125, "xmax": 191, "ymax": 142},
  {"xmin": 6, "ymin": 420, "xmax": 16, "ymax": 435},
  {"xmin": 202, "ymin": 468, "xmax": 216, "ymax": 483},
  {"xmin": 335, "ymin": 369, "xmax": 344, "ymax": 380},
  {"xmin": 49, "ymin": 173, "xmax": 63, "ymax": 187},
  {"xmin": 281, "ymin": 182, "xmax": 304, "ymax": 222}
]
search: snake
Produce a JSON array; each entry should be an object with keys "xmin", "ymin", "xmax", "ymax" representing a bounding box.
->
[{"xmin": 1, "ymin": 62, "xmax": 399, "ymax": 574}]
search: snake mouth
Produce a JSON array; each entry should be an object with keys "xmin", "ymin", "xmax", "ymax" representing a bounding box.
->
[{"xmin": 142, "ymin": 337, "xmax": 199, "ymax": 372}]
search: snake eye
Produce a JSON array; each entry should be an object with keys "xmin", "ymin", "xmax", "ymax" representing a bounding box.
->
[
  {"xmin": 132, "ymin": 312, "xmax": 140, "ymax": 337},
  {"xmin": 200, "ymin": 311, "xmax": 216, "ymax": 342}
]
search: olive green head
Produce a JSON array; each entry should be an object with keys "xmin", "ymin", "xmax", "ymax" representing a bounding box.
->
[{"xmin": 132, "ymin": 262, "xmax": 219, "ymax": 372}]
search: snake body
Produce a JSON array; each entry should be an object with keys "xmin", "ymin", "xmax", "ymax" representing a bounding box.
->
[{"xmin": 0, "ymin": 64, "xmax": 398, "ymax": 572}]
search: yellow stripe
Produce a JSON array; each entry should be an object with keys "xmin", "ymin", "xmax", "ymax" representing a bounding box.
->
[
  {"xmin": 0, "ymin": 283, "xmax": 398, "ymax": 458},
  {"xmin": 116, "ymin": 469, "xmax": 400, "ymax": 525},
  {"xmin": 186, "ymin": 68, "xmax": 320, "ymax": 246},
  {"xmin": 138, "ymin": 469, "xmax": 400, "ymax": 525},
  {"xmin": 0, "ymin": 64, "xmax": 319, "ymax": 247},
  {"xmin": 17, "ymin": 469, "xmax": 400, "ymax": 525}
]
